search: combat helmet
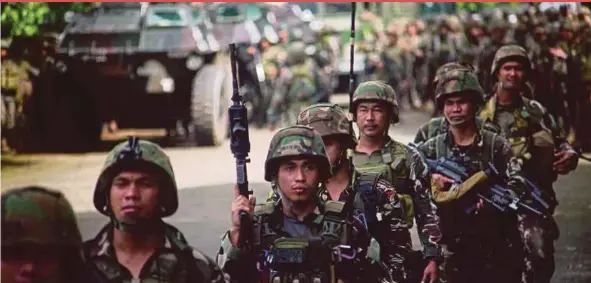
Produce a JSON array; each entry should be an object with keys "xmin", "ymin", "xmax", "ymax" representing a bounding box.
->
[
  {"xmin": 264, "ymin": 126, "xmax": 331, "ymax": 182},
  {"xmin": 435, "ymin": 69, "xmax": 485, "ymax": 109},
  {"xmin": 94, "ymin": 137, "xmax": 178, "ymax": 217},
  {"xmin": 491, "ymin": 44, "xmax": 531, "ymax": 77},
  {"xmin": 2, "ymin": 186, "xmax": 83, "ymax": 249},
  {"xmin": 297, "ymin": 103, "xmax": 356, "ymax": 148},
  {"xmin": 351, "ymin": 81, "xmax": 400, "ymax": 123},
  {"xmin": 433, "ymin": 62, "xmax": 475, "ymax": 86}
]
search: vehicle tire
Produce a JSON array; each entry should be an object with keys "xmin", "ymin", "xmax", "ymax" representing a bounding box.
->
[{"xmin": 191, "ymin": 65, "xmax": 230, "ymax": 146}]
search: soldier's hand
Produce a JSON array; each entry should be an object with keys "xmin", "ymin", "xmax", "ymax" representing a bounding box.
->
[
  {"xmin": 421, "ymin": 260, "xmax": 438, "ymax": 283},
  {"xmin": 553, "ymin": 151, "xmax": 576, "ymax": 174},
  {"xmin": 431, "ymin": 174, "xmax": 455, "ymax": 191},
  {"xmin": 230, "ymin": 185, "xmax": 256, "ymax": 247}
]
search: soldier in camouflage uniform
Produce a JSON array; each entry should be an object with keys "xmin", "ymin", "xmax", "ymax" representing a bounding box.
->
[
  {"xmin": 217, "ymin": 126, "xmax": 384, "ymax": 283},
  {"xmin": 414, "ymin": 62, "xmax": 500, "ymax": 145},
  {"xmin": 84, "ymin": 137, "xmax": 225, "ymax": 283},
  {"xmin": 1, "ymin": 38, "xmax": 35, "ymax": 153},
  {"xmin": 267, "ymin": 41, "xmax": 321, "ymax": 130},
  {"xmin": 479, "ymin": 45, "xmax": 579, "ymax": 283},
  {"xmin": 1, "ymin": 186, "xmax": 97, "ymax": 283},
  {"xmin": 477, "ymin": 19, "xmax": 510, "ymax": 93},
  {"xmin": 267, "ymin": 103, "xmax": 420, "ymax": 281},
  {"xmin": 351, "ymin": 81, "xmax": 442, "ymax": 283},
  {"xmin": 379, "ymin": 26, "xmax": 411, "ymax": 110},
  {"xmin": 417, "ymin": 68, "xmax": 524, "ymax": 283}
]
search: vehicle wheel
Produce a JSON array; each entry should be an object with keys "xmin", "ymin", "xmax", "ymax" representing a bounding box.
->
[{"xmin": 191, "ymin": 65, "xmax": 230, "ymax": 146}]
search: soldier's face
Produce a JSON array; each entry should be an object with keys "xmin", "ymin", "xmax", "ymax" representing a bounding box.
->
[
  {"xmin": 443, "ymin": 95, "xmax": 476, "ymax": 126},
  {"xmin": 1, "ymin": 245, "xmax": 62, "ymax": 283},
  {"xmin": 276, "ymin": 158, "xmax": 320, "ymax": 203},
  {"xmin": 323, "ymin": 136, "xmax": 344, "ymax": 165},
  {"xmin": 356, "ymin": 101, "xmax": 389, "ymax": 138},
  {"xmin": 110, "ymin": 171, "xmax": 161, "ymax": 223},
  {"xmin": 498, "ymin": 61, "xmax": 525, "ymax": 91}
]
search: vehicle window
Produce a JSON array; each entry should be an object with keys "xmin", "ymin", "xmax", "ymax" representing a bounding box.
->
[{"xmin": 145, "ymin": 8, "xmax": 189, "ymax": 27}]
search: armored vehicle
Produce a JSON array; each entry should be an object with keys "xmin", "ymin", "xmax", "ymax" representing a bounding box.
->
[{"xmin": 50, "ymin": 2, "xmax": 231, "ymax": 151}]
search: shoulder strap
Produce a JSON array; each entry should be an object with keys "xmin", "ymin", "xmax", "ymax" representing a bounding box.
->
[
  {"xmin": 435, "ymin": 133, "xmax": 447, "ymax": 159},
  {"xmin": 481, "ymin": 130, "xmax": 498, "ymax": 166}
]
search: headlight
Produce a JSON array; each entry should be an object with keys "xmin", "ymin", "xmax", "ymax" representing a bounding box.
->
[{"xmin": 186, "ymin": 56, "xmax": 203, "ymax": 70}]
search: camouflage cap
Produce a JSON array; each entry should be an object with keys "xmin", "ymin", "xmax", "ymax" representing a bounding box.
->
[
  {"xmin": 433, "ymin": 62, "xmax": 475, "ymax": 85},
  {"xmin": 435, "ymin": 69, "xmax": 484, "ymax": 108},
  {"xmin": 94, "ymin": 138, "xmax": 178, "ymax": 217},
  {"xmin": 297, "ymin": 103, "xmax": 356, "ymax": 148},
  {"xmin": 2, "ymin": 186, "xmax": 83, "ymax": 248},
  {"xmin": 491, "ymin": 44, "xmax": 531, "ymax": 76},
  {"xmin": 351, "ymin": 81, "xmax": 400, "ymax": 123},
  {"xmin": 264, "ymin": 126, "xmax": 331, "ymax": 182}
]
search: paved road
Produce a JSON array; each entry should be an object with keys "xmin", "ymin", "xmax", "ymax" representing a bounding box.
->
[{"xmin": 2, "ymin": 110, "xmax": 590, "ymax": 282}]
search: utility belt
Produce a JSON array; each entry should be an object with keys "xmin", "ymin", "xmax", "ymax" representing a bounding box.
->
[{"xmin": 262, "ymin": 237, "xmax": 357, "ymax": 283}]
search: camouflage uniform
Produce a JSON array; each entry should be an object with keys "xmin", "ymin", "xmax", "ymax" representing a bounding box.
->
[
  {"xmin": 267, "ymin": 41, "xmax": 320, "ymax": 127},
  {"xmin": 379, "ymin": 27, "xmax": 410, "ymax": 108},
  {"xmin": 84, "ymin": 138, "xmax": 225, "ymax": 283},
  {"xmin": 268, "ymin": 103, "xmax": 412, "ymax": 281},
  {"xmin": 351, "ymin": 81, "xmax": 443, "ymax": 280},
  {"xmin": 418, "ymin": 69, "xmax": 523, "ymax": 283},
  {"xmin": 480, "ymin": 45, "xmax": 579, "ymax": 283},
  {"xmin": 217, "ymin": 126, "xmax": 383, "ymax": 283},
  {"xmin": 1, "ymin": 186, "xmax": 97, "ymax": 283}
]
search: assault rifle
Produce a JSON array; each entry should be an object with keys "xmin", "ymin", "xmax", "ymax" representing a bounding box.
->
[
  {"xmin": 228, "ymin": 43, "xmax": 254, "ymax": 251},
  {"xmin": 422, "ymin": 155, "xmax": 549, "ymax": 218}
]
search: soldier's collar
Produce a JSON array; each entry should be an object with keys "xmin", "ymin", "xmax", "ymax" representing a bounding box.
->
[
  {"xmin": 444, "ymin": 127, "xmax": 485, "ymax": 151},
  {"xmin": 91, "ymin": 222, "xmax": 185, "ymax": 258},
  {"xmin": 275, "ymin": 199, "xmax": 323, "ymax": 226}
]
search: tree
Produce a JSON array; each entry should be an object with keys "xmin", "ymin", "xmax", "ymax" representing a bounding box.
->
[{"xmin": 1, "ymin": 2, "xmax": 97, "ymax": 37}]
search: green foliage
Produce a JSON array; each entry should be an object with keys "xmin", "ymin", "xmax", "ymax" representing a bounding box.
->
[
  {"xmin": 456, "ymin": 2, "xmax": 521, "ymax": 13},
  {"xmin": 1, "ymin": 2, "xmax": 97, "ymax": 37}
]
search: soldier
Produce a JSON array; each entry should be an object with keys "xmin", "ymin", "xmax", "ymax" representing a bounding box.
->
[
  {"xmin": 1, "ymin": 38, "xmax": 35, "ymax": 153},
  {"xmin": 413, "ymin": 62, "xmax": 500, "ymax": 145},
  {"xmin": 267, "ymin": 41, "xmax": 321, "ymax": 130},
  {"xmin": 217, "ymin": 126, "xmax": 383, "ymax": 283},
  {"xmin": 379, "ymin": 26, "xmax": 411, "ymax": 110},
  {"xmin": 1, "ymin": 186, "xmax": 97, "ymax": 283},
  {"xmin": 268, "ymin": 103, "xmax": 420, "ymax": 281},
  {"xmin": 351, "ymin": 81, "xmax": 442, "ymax": 283},
  {"xmin": 477, "ymin": 19, "xmax": 509, "ymax": 92},
  {"xmin": 417, "ymin": 67, "xmax": 524, "ymax": 283},
  {"xmin": 84, "ymin": 137, "xmax": 225, "ymax": 282},
  {"xmin": 479, "ymin": 45, "xmax": 579, "ymax": 283}
]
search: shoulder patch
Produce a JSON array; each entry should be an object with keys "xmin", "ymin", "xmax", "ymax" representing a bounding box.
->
[{"xmin": 254, "ymin": 202, "xmax": 275, "ymax": 216}]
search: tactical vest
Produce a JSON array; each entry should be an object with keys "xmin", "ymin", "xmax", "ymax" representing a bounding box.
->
[
  {"xmin": 352, "ymin": 142, "xmax": 415, "ymax": 227},
  {"xmin": 253, "ymin": 201, "xmax": 355, "ymax": 283},
  {"xmin": 433, "ymin": 131, "xmax": 498, "ymax": 173},
  {"xmin": 480, "ymin": 97, "xmax": 556, "ymax": 183}
]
